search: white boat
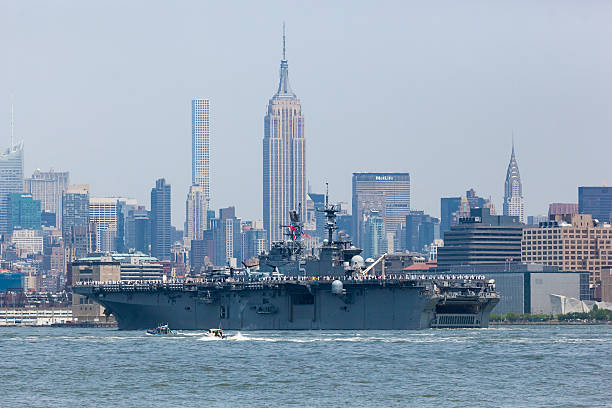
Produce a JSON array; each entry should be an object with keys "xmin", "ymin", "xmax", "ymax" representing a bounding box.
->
[{"xmin": 205, "ymin": 328, "xmax": 227, "ymax": 339}]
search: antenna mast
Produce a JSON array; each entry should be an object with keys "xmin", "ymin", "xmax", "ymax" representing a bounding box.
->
[
  {"xmin": 322, "ymin": 182, "xmax": 337, "ymax": 244},
  {"xmin": 10, "ymin": 104, "xmax": 14, "ymax": 147},
  {"xmin": 282, "ymin": 22, "xmax": 286, "ymax": 60}
]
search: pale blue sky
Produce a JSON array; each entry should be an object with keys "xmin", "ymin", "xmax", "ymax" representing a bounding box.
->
[{"xmin": 2, "ymin": 1, "xmax": 611, "ymax": 226}]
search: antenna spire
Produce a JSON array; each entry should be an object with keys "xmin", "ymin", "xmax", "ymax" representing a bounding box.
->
[
  {"xmin": 10, "ymin": 103, "xmax": 14, "ymax": 147},
  {"xmin": 282, "ymin": 22, "xmax": 286, "ymax": 60}
]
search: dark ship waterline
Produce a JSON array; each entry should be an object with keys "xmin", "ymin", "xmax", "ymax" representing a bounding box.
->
[{"xmin": 73, "ymin": 195, "xmax": 500, "ymax": 330}]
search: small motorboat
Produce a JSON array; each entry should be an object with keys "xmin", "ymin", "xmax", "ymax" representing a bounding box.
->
[
  {"xmin": 205, "ymin": 328, "xmax": 227, "ymax": 339},
  {"xmin": 146, "ymin": 324, "xmax": 175, "ymax": 335}
]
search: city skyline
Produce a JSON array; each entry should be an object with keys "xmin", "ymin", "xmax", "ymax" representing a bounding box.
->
[
  {"xmin": 0, "ymin": 4, "xmax": 610, "ymax": 406},
  {"xmin": 2, "ymin": 2, "xmax": 611, "ymax": 225}
]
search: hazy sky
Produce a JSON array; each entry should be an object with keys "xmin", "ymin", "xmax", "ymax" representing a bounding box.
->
[{"xmin": 2, "ymin": 1, "xmax": 611, "ymax": 227}]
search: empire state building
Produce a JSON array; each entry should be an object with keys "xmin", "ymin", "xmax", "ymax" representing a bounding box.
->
[{"xmin": 263, "ymin": 28, "xmax": 306, "ymax": 245}]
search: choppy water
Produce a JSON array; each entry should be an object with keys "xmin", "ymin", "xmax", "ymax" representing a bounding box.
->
[{"xmin": 0, "ymin": 326, "xmax": 610, "ymax": 407}]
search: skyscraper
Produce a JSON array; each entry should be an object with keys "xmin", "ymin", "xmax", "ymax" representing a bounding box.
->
[
  {"xmin": 306, "ymin": 192, "xmax": 326, "ymax": 239},
  {"xmin": 362, "ymin": 210, "xmax": 385, "ymax": 259},
  {"xmin": 150, "ymin": 178, "xmax": 171, "ymax": 261},
  {"xmin": 352, "ymin": 173, "xmax": 411, "ymax": 249},
  {"xmin": 441, "ymin": 189, "xmax": 496, "ymax": 235},
  {"xmin": 244, "ymin": 220, "xmax": 268, "ymax": 260},
  {"xmin": 214, "ymin": 206, "xmax": 241, "ymax": 266},
  {"xmin": 89, "ymin": 197, "xmax": 137, "ymax": 252},
  {"xmin": 67, "ymin": 223, "xmax": 97, "ymax": 261},
  {"xmin": 192, "ymin": 98, "xmax": 210, "ymax": 198},
  {"xmin": 185, "ymin": 184, "xmax": 208, "ymax": 244},
  {"xmin": 125, "ymin": 206, "xmax": 150, "ymax": 254},
  {"xmin": 0, "ymin": 142, "xmax": 24, "ymax": 235},
  {"xmin": 24, "ymin": 169, "xmax": 69, "ymax": 229},
  {"xmin": 263, "ymin": 26, "xmax": 306, "ymax": 245},
  {"xmin": 9, "ymin": 193, "xmax": 41, "ymax": 231},
  {"xmin": 503, "ymin": 143, "xmax": 525, "ymax": 223},
  {"xmin": 404, "ymin": 210, "xmax": 439, "ymax": 253},
  {"xmin": 578, "ymin": 187, "xmax": 612, "ymax": 222},
  {"xmin": 62, "ymin": 185, "xmax": 90, "ymax": 240},
  {"xmin": 440, "ymin": 197, "xmax": 462, "ymax": 235}
]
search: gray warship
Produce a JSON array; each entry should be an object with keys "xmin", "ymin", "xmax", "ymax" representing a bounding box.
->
[{"xmin": 73, "ymin": 198, "xmax": 499, "ymax": 330}]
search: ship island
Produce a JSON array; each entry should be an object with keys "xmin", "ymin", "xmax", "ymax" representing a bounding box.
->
[{"xmin": 73, "ymin": 196, "xmax": 500, "ymax": 330}]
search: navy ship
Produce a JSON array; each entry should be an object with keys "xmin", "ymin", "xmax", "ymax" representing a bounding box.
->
[{"xmin": 73, "ymin": 196, "xmax": 499, "ymax": 330}]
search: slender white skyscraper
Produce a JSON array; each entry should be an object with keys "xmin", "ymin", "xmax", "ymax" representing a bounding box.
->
[
  {"xmin": 263, "ymin": 26, "xmax": 306, "ymax": 245},
  {"xmin": 503, "ymin": 142, "xmax": 525, "ymax": 223},
  {"xmin": 192, "ymin": 98, "xmax": 210, "ymax": 198}
]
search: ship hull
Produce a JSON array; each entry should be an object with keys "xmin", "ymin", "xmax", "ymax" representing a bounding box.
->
[{"xmin": 75, "ymin": 280, "xmax": 499, "ymax": 330}]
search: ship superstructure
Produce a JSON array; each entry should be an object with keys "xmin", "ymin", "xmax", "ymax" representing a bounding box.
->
[{"xmin": 259, "ymin": 187, "xmax": 362, "ymax": 277}]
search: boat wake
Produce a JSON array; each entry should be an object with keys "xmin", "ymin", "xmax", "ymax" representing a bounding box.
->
[{"xmin": 196, "ymin": 335, "xmax": 223, "ymax": 341}]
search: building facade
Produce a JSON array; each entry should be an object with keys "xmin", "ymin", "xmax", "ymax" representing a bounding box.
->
[
  {"xmin": 24, "ymin": 169, "xmax": 69, "ymax": 229},
  {"xmin": 11, "ymin": 229, "xmax": 44, "ymax": 257},
  {"xmin": 89, "ymin": 198, "xmax": 118, "ymax": 253},
  {"xmin": 0, "ymin": 142, "xmax": 24, "ymax": 235},
  {"xmin": 601, "ymin": 267, "xmax": 612, "ymax": 302},
  {"xmin": 578, "ymin": 187, "xmax": 612, "ymax": 222},
  {"xmin": 244, "ymin": 221, "xmax": 267, "ymax": 260},
  {"xmin": 437, "ymin": 207, "xmax": 523, "ymax": 269},
  {"xmin": 527, "ymin": 215, "xmax": 548, "ymax": 226},
  {"xmin": 126, "ymin": 206, "xmax": 149, "ymax": 253},
  {"xmin": 263, "ymin": 32, "xmax": 306, "ymax": 246},
  {"xmin": 503, "ymin": 144, "xmax": 525, "ymax": 223},
  {"xmin": 185, "ymin": 184, "xmax": 208, "ymax": 245},
  {"xmin": 89, "ymin": 197, "xmax": 137, "ymax": 253},
  {"xmin": 62, "ymin": 185, "xmax": 90, "ymax": 240},
  {"xmin": 549, "ymin": 203, "xmax": 578, "ymax": 217},
  {"xmin": 213, "ymin": 207, "xmax": 241, "ymax": 266},
  {"xmin": 352, "ymin": 173, "xmax": 410, "ymax": 249},
  {"xmin": 150, "ymin": 178, "xmax": 171, "ymax": 261},
  {"xmin": 192, "ymin": 98, "xmax": 210, "ymax": 198},
  {"xmin": 440, "ymin": 189, "xmax": 496, "ymax": 235},
  {"xmin": 9, "ymin": 193, "xmax": 41, "ymax": 231},
  {"xmin": 71, "ymin": 258, "xmax": 121, "ymax": 322},
  {"xmin": 521, "ymin": 213, "xmax": 612, "ymax": 286},
  {"xmin": 362, "ymin": 210, "xmax": 385, "ymax": 259},
  {"xmin": 66, "ymin": 223, "xmax": 97, "ymax": 261},
  {"xmin": 440, "ymin": 196, "xmax": 462, "ymax": 235},
  {"xmin": 404, "ymin": 210, "xmax": 439, "ymax": 253},
  {"xmin": 305, "ymin": 193, "xmax": 326, "ymax": 239}
]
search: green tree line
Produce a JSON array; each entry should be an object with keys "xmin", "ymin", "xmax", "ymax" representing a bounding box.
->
[{"xmin": 490, "ymin": 305, "xmax": 612, "ymax": 322}]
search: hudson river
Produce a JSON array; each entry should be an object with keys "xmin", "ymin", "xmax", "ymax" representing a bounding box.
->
[{"xmin": 1, "ymin": 326, "xmax": 609, "ymax": 407}]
